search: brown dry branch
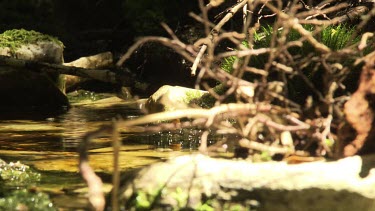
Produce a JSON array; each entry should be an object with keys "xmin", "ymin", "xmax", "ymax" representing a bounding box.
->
[
  {"xmin": 190, "ymin": 0, "xmax": 249, "ymax": 76},
  {"xmin": 266, "ymin": 3, "xmax": 331, "ymax": 53},
  {"xmin": 300, "ymin": 6, "xmax": 370, "ymax": 25},
  {"xmin": 116, "ymin": 36, "xmax": 197, "ymax": 67},
  {"xmin": 296, "ymin": 2, "xmax": 349, "ymax": 20},
  {"xmin": 79, "ymin": 125, "xmax": 114, "ymax": 211},
  {"xmin": 356, "ymin": 2, "xmax": 375, "ymax": 30},
  {"xmin": 81, "ymin": 1, "xmax": 375, "ymax": 208},
  {"xmin": 239, "ymin": 138, "xmax": 294, "ymax": 154},
  {"xmin": 0, "ymin": 55, "xmax": 119, "ymax": 84},
  {"xmin": 216, "ymin": 47, "xmax": 271, "ymax": 59},
  {"xmin": 111, "ymin": 121, "xmax": 120, "ymax": 211},
  {"xmin": 359, "ymin": 32, "xmax": 374, "ymax": 51}
]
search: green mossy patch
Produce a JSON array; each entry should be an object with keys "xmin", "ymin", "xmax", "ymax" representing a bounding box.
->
[
  {"xmin": 184, "ymin": 90, "xmax": 207, "ymax": 104},
  {"xmin": 0, "ymin": 159, "xmax": 41, "ymax": 187},
  {"xmin": 0, "ymin": 29, "xmax": 63, "ymax": 54},
  {"xmin": 0, "ymin": 189, "xmax": 55, "ymax": 211}
]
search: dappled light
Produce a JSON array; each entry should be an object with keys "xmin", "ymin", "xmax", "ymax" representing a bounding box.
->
[{"xmin": 1, "ymin": 0, "xmax": 375, "ymax": 210}]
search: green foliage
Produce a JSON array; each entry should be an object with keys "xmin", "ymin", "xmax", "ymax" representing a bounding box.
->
[
  {"xmin": 194, "ymin": 84, "xmax": 228, "ymax": 108},
  {"xmin": 0, "ymin": 189, "xmax": 55, "ymax": 211},
  {"xmin": 220, "ymin": 24, "xmax": 363, "ymax": 76},
  {"xmin": 252, "ymin": 151, "xmax": 272, "ymax": 162},
  {"xmin": 134, "ymin": 186, "xmax": 163, "ymax": 210},
  {"xmin": 135, "ymin": 191, "xmax": 153, "ymax": 210},
  {"xmin": 0, "ymin": 29, "xmax": 63, "ymax": 53},
  {"xmin": 221, "ymin": 55, "xmax": 238, "ymax": 73},
  {"xmin": 0, "ymin": 160, "xmax": 41, "ymax": 187},
  {"xmin": 321, "ymin": 24, "xmax": 358, "ymax": 51},
  {"xmin": 216, "ymin": 24, "xmax": 369, "ymax": 105},
  {"xmin": 196, "ymin": 199, "xmax": 215, "ymax": 211},
  {"xmin": 170, "ymin": 187, "xmax": 189, "ymax": 208},
  {"xmin": 221, "ymin": 40, "xmax": 250, "ymax": 73}
]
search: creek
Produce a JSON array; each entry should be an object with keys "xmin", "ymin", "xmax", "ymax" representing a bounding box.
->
[{"xmin": 0, "ymin": 96, "xmax": 211, "ymax": 210}]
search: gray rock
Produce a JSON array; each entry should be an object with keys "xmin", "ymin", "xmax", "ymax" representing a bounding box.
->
[
  {"xmin": 118, "ymin": 154, "xmax": 375, "ymax": 211},
  {"xmin": 0, "ymin": 41, "xmax": 63, "ymax": 63},
  {"xmin": 0, "ymin": 36, "xmax": 68, "ymax": 114},
  {"xmin": 145, "ymin": 85, "xmax": 207, "ymax": 113}
]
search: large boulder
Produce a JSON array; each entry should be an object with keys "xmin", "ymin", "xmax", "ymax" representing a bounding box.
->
[
  {"xmin": 117, "ymin": 154, "xmax": 375, "ymax": 211},
  {"xmin": 145, "ymin": 85, "xmax": 207, "ymax": 113},
  {"xmin": 0, "ymin": 29, "xmax": 68, "ymax": 114}
]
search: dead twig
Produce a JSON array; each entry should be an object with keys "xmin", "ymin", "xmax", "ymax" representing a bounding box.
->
[
  {"xmin": 190, "ymin": 0, "xmax": 249, "ymax": 75},
  {"xmin": 79, "ymin": 125, "xmax": 114, "ymax": 211}
]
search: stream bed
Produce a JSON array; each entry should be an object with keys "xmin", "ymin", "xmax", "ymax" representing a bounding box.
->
[{"xmin": 0, "ymin": 96, "xmax": 205, "ymax": 210}]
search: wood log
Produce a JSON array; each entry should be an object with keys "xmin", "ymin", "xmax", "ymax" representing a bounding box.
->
[
  {"xmin": 0, "ymin": 55, "xmax": 135, "ymax": 87},
  {"xmin": 64, "ymin": 52, "xmax": 114, "ymax": 89}
]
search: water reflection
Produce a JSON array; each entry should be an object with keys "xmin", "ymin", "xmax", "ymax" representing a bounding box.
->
[
  {"xmin": 0, "ymin": 98, "xmax": 234, "ymax": 210},
  {"xmin": 0, "ymin": 104, "xmax": 142, "ymax": 152}
]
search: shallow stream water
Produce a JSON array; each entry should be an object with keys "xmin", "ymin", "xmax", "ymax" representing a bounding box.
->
[{"xmin": 0, "ymin": 97, "xmax": 202, "ymax": 210}]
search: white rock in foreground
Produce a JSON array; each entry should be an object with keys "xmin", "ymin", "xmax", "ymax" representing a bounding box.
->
[{"xmin": 118, "ymin": 154, "xmax": 375, "ymax": 211}]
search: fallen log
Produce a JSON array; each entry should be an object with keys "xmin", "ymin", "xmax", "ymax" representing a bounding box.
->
[
  {"xmin": 0, "ymin": 55, "xmax": 136, "ymax": 87},
  {"xmin": 64, "ymin": 51, "xmax": 114, "ymax": 90}
]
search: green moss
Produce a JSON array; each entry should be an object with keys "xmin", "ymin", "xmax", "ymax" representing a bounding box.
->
[
  {"xmin": 0, "ymin": 160, "xmax": 41, "ymax": 187},
  {"xmin": 0, "ymin": 29, "xmax": 63, "ymax": 54},
  {"xmin": 135, "ymin": 191, "xmax": 153, "ymax": 210},
  {"xmin": 184, "ymin": 90, "xmax": 206, "ymax": 104},
  {"xmin": 0, "ymin": 189, "xmax": 55, "ymax": 211},
  {"xmin": 196, "ymin": 202, "xmax": 215, "ymax": 211},
  {"xmin": 192, "ymin": 84, "xmax": 225, "ymax": 108},
  {"xmin": 170, "ymin": 187, "xmax": 189, "ymax": 208},
  {"xmin": 133, "ymin": 186, "xmax": 164, "ymax": 210}
]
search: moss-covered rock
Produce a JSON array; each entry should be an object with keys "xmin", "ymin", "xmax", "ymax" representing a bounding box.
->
[
  {"xmin": 0, "ymin": 29, "xmax": 64, "ymax": 63},
  {"xmin": 145, "ymin": 85, "xmax": 207, "ymax": 113},
  {"xmin": 0, "ymin": 29, "xmax": 63, "ymax": 52},
  {"xmin": 0, "ymin": 29, "xmax": 69, "ymax": 113},
  {"xmin": 0, "ymin": 159, "xmax": 41, "ymax": 187},
  {"xmin": 118, "ymin": 154, "xmax": 375, "ymax": 211}
]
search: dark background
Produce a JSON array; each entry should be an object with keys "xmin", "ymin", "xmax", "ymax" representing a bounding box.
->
[{"xmin": 0, "ymin": 0, "xmax": 204, "ymax": 94}]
